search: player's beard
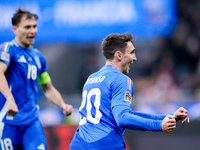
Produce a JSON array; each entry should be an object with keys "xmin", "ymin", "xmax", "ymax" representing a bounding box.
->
[
  {"xmin": 122, "ymin": 66, "xmax": 130, "ymax": 75},
  {"xmin": 122, "ymin": 70, "xmax": 129, "ymax": 75},
  {"xmin": 122, "ymin": 62, "xmax": 132, "ymax": 75}
]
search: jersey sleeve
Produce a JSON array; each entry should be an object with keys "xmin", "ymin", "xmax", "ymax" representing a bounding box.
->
[
  {"xmin": 110, "ymin": 74, "xmax": 163, "ymax": 131},
  {"xmin": 111, "ymin": 74, "xmax": 134, "ymax": 108},
  {"xmin": 38, "ymin": 52, "xmax": 48, "ymax": 73},
  {"xmin": 112, "ymin": 105, "xmax": 163, "ymax": 131},
  {"xmin": 0, "ymin": 42, "xmax": 13, "ymax": 66},
  {"xmin": 133, "ymin": 111, "xmax": 166, "ymax": 120},
  {"xmin": 38, "ymin": 52, "xmax": 51, "ymax": 84}
]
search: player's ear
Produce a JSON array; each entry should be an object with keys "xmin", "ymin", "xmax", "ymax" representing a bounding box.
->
[
  {"xmin": 12, "ymin": 26, "xmax": 17, "ymax": 34},
  {"xmin": 115, "ymin": 51, "xmax": 122, "ymax": 61}
]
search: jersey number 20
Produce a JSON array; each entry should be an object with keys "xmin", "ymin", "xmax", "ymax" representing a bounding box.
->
[{"xmin": 79, "ymin": 88, "xmax": 102, "ymax": 125}]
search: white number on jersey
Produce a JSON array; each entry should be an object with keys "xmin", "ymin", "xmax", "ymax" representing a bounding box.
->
[
  {"xmin": 27, "ymin": 64, "xmax": 37, "ymax": 80},
  {"xmin": 79, "ymin": 88, "xmax": 102, "ymax": 125},
  {"xmin": 1, "ymin": 138, "xmax": 13, "ymax": 150}
]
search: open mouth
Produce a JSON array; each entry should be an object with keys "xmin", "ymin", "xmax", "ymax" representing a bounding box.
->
[
  {"xmin": 27, "ymin": 36, "xmax": 35, "ymax": 42},
  {"xmin": 27, "ymin": 36, "xmax": 35, "ymax": 39}
]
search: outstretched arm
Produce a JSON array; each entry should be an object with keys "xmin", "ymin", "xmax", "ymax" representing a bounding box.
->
[
  {"xmin": 41, "ymin": 81, "xmax": 73, "ymax": 116},
  {"xmin": 0, "ymin": 61, "xmax": 18, "ymax": 116},
  {"xmin": 132, "ymin": 111, "xmax": 166, "ymax": 120},
  {"xmin": 112, "ymin": 105, "xmax": 176, "ymax": 132}
]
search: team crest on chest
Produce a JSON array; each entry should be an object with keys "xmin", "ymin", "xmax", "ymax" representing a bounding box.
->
[{"xmin": 34, "ymin": 56, "xmax": 41, "ymax": 69}]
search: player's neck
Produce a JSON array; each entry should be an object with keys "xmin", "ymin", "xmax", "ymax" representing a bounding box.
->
[
  {"xmin": 106, "ymin": 61, "xmax": 122, "ymax": 72},
  {"xmin": 14, "ymin": 38, "xmax": 31, "ymax": 49}
]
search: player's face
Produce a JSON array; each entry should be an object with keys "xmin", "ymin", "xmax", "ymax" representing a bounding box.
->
[
  {"xmin": 13, "ymin": 15, "xmax": 37, "ymax": 49},
  {"xmin": 121, "ymin": 41, "xmax": 137, "ymax": 75}
]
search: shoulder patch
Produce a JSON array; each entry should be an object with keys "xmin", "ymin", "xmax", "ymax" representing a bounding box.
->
[
  {"xmin": 124, "ymin": 91, "xmax": 132, "ymax": 103},
  {"xmin": 1, "ymin": 52, "xmax": 9, "ymax": 61}
]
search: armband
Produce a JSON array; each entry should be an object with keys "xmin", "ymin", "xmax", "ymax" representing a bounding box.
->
[{"xmin": 38, "ymin": 72, "xmax": 51, "ymax": 84}]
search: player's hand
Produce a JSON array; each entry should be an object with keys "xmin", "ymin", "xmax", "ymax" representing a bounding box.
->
[
  {"xmin": 161, "ymin": 115, "xmax": 176, "ymax": 133},
  {"xmin": 62, "ymin": 104, "xmax": 73, "ymax": 116},
  {"xmin": 7, "ymin": 99, "xmax": 19, "ymax": 116},
  {"xmin": 173, "ymin": 107, "xmax": 190, "ymax": 123}
]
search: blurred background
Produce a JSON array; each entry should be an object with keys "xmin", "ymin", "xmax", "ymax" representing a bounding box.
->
[{"xmin": 1, "ymin": 0, "xmax": 200, "ymax": 149}]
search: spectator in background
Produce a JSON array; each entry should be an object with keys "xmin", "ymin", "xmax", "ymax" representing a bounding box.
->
[
  {"xmin": 0, "ymin": 7, "xmax": 73, "ymax": 149},
  {"xmin": 133, "ymin": 0, "xmax": 200, "ymax": 103},
  {"xmin": 169, "ymin": 0, "xmax": 200, "ymax": 93},
  {"xmin": 69, "ymin": 33, "xmax": 189, "ymax": 150}
]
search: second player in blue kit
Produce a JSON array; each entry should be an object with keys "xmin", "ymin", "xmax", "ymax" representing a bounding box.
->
[
  {"xmin": 0, "ymin": 7, "xmax": 73, "ymax": 150},
  {"xmin": 69, "ymin": 33, "xmax": 190, "ymax": 150}
]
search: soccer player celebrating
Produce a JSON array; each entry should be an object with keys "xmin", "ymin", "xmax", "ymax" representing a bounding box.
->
[
  {"xmin": 69, "ymin": 33, "xmax": 189, "ymax": 150},
  {"xmin": 0, "ymin": 7, "xmax": 73, "ymax": 149}
]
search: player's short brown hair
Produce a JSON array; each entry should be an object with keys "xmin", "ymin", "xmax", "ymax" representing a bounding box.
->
[
  {"xmin": 101, "ymin": 33, "xmax": 135, "ymax": 60},
  {"xmin": 12, "ymin": 7, "xmax": 38, "ymax": 26}
]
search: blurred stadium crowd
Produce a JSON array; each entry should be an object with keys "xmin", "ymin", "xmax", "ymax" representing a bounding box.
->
[{"xmin": 132, "ymin": 0, "xmax": 200, "ymax": 105}]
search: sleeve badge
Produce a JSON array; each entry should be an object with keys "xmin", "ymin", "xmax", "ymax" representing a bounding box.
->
[
  {"xmin": 124, "ymin": 91, "xmax": 132, "ymax": 103},
  {"xmin": 1, "ymin": 52, "xmax": 9, "ymax": 61}
]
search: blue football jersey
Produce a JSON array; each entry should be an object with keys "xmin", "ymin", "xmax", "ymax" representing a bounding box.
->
[
  {"xmin": 0, "ymin": 40, "xmax": 48, "ymax": 126},
  {"xmin": 75, "ymin": 65, "xmax": 134, "ymax": 148}
]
